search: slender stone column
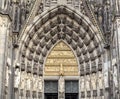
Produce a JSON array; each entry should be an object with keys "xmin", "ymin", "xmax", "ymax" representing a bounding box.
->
[
  {"xmin": 114, "ymin": 17, "xmax": 120, "ymax": 99},
  {"xmin": 103, "ymin": 50, "xmax": 111, "ymax": 99},
  {"xmin": 0, "ymin": 14, "xmax": 11, "ymax": 99}
]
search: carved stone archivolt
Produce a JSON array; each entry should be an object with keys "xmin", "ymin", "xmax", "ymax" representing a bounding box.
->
[{"xmin": 15, "ymin": 6, "xmax": 104, "ymax": 95}]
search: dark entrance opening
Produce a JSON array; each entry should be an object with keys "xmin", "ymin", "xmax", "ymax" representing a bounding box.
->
[
  {"xmin": 45, "ymin": 93, "xmax": 58, "ymax": 99},
  {"xmin": 65, "ymin": 93, "xmax": 78, "ymax": 99},
  {"xmin": 65, "ymin": 80, "xmax": 79, "ymax": 99}
]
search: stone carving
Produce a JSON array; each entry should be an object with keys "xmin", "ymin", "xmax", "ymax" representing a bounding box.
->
[
  {"xmin": 91, "ymin": 61, "xmax": 96, "ymax": 73},
  {"xmin": 59, "ymin": 76, "xmax": 65, "ymax": 98},
  {"xmin": 36, "ymin": 2, "xmax": 43, "ymax": 14},
  {"xmin": 113, "ymin": 65, "xmax": 118, "ymax": 87},
  {"xmin": 20, "ymin": 71, "xmax": 26, "ymax": 89},
  {"xmin": 98, "ymin": 71, "xmax": 103, "ymax": 89},
  {"xmin": 45, "ymin": 41, "xmax": 78, "ymax": 76},
  {"xmin": 21, "ymin": 57, "xmax": 25, "ymax": 71},
  {"xmin": 91, "ymin": 73, "xmax": 97, "ymax": 90},
  {"xmin": 33, "ymin": 74, "xmax": 38, "ymax": 91},
  {"xmin": 26, "ymin": 73, "xmax": 32, "ymax": 90},
  {"xmin": 80, "ymin": 76, "xmax": 85, "ymax": 91},
  {"xmin": 5, "ymin": 58, "xmax": 11, "ymax": 86},
  {"xmin": 86, "ymin": 75, "xmax": 90, "ymax": 90},
  {"xmin": 14, "ymin": 68, "xmax": 20, "ymax": 88},
  {"xmin": 5, "ymin": 66, "xmax": 9, "ymax": 87},
  {"xmin": 38, "ymin": 76, "xmax": 43, "ymax": 92}
]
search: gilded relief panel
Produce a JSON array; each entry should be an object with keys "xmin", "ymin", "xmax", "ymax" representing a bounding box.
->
[{"xmin": 44, "ymin": 41, "xmax": 79, "ymax": 76}]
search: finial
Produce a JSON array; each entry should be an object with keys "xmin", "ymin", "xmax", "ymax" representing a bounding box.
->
[{"xmin": 60, "ymin": 63, "xmax": 64, "ymax": 76}]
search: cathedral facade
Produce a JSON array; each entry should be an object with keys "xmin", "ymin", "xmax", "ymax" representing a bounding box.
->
[{"xmin": 0, "ymin": 0, "xmax": 120, "ymax": 99}]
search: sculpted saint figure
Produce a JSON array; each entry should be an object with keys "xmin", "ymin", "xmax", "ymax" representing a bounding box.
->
[
  {"xmin": 38, "ymin": 76, "xmax": 43, "ymax": 92},
  {"xmin": 59, "ymin": 76, "xmax": 65, "ymax": 99},
  {"xmin": 91, "ymin": 73, "xmax": 97, "ymax": 90},
  {"xmin": 20, "ymin": 72, "xmax": 25, "ymax": 89},
  {"xmin": 14, "ymin": 68, "xmax": 20, "ymax": 88},
  {"xmin": 80, "ymin": 76, "xmax": 85, "ymax": 91},
  {"xmin": 5, "ymin": 66, "xmax": 9, "ymax": 86},
  {"xmin": 98, "ymin": 71, "xmax": 103, "ymax": 89},
  {"xmin": 59, "ymin": 76, "xmax": 65, "ymax": 93},
  {"xmin": 33, "ymin": 74, "xmax": 38, "ymax": 91},
  {"xmin": 26, "ymin": 73, "xmax": 32, "ymax": 90},
  {"xmin": 86, "ymin": 75, "xmax": 90, "ymax": 90}
]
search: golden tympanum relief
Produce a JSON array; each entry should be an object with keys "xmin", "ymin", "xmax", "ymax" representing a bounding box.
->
[{"xmin": 44, "ymin": 41, "xmax": 79, "ymax": 76}]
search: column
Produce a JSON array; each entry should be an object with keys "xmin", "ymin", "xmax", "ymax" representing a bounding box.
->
[
  {"xmin": 103, "ymin": 50, "xmax": 111, "ymax": 99},
  {"xmin": 0, "ymin": 14, "xmax": 11, "ymax": 99},
  {"xmin": 115, "ymin": 17, "xmax": 120, "ymax": 99}
]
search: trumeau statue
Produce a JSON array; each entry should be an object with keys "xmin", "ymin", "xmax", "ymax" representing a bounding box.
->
[
  {"xmin": 59, "ymin": 75, "xmax": 65, "ymax": 99},
  {"xmin": 59, "ymin": 75, "xmax": 65, "ymax": 93},
  {"xmin": 14, "ymin": 68, "xmax": 20, "ymax": 88}
]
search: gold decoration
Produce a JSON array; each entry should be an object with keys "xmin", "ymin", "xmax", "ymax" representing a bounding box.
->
[
  {"xmin": 44, "ymin": 41, "xmax": 79, "ymax": 76},
  {"xmin": 60, "ymin": 64, "xmax": 64, "ymax": 76}
]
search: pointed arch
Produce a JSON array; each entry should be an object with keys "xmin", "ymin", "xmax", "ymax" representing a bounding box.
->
[{"xmin": 16, "ymin": 5, "xmax": 104, "ymax": 76}]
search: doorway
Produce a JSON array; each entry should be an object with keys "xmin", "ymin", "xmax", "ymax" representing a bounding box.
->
[
  {"xmin": 45, "ymin": 93, "xmax": 58, "ymax": 99},
  {"xmin": 65, "ymin": 93, "xmax": 78, "ymax": 99}
]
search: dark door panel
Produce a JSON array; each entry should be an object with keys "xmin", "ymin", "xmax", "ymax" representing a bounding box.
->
[
  {"xmin": 65, "ymin": 93, "xmax": 78, "ymax": 99},
  {"xmin": 45, "ymin": 93, "xmax": 58, "ymax": 99}
]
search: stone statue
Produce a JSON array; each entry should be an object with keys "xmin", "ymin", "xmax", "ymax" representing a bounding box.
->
[
  {"xmin": 80, "ymin": 76, "xmax": 85, "ymax": 91},
  {"xmin": 26, "ymin": 73, "xmax": 32, "ymax": 90},
  {"xmin": 38, "ymin": 76, "xmax": 43, "ymax": 92},
  {"xmin": 14, "ymin": 68, "xmax": 20, "ymax": 88},
  {"xmin": 5, "ymin": 58, "xmax": 11, "ymax": 86},
  {"xmin": 37, "ymin": 3, "xmax": 43, "ymax": 15},
  {"xmin": 5, "ymin": 66, "xmax": 9, "ymax": 86},
  {"xmin": 98, "ymin": 71, "xmax": 103, "ymax": 89},
  {"xmin": 86, "ymin": 75, "xmax": 90, "ymax": 90},
  {"xmin": 59, "ymin": 76, "xmax": 65, "ymax": 95},
  {"xmin": 113, "ymin": 65, "xmax": 118, "ymax": 87},
  {"xmin": 91, "ymin": 73, "xmax": 97, "ymax": 90},
  {"xmin": 20, "ymin": 71, "xmax": 26, "ymax": 89},
  {"xmin": 33, "ymin": 74, "xmax": 38, "ymax": 91}
]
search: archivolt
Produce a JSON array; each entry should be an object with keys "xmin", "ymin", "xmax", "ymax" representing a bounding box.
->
[{"xmin": 16, "ymin": 5, "xmax": 104, "ymax": 75}]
